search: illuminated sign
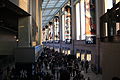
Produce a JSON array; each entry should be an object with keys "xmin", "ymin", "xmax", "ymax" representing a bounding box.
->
[{"xmin": 85, "ymin": 36, "xmax": 96, "ymax": 44}]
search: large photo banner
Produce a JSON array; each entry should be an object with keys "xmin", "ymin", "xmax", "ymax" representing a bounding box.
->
[
  {"xmin": 64, "ymin": 5, "xmax": 71, "ymax": 43},
  {"xmin": 85, "ymin": 0, "xmax": 96, "ymax": 44}
]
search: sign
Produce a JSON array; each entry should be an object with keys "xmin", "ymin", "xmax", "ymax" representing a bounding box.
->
[{"xmin": 85, "ymin": 36, "xmax": 96, "ymax": 44}]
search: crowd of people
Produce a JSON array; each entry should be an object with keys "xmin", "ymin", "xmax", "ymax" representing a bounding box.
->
[
  {"xmin": 0, "ymin": 47, "xmax": 91, "ymax": 80},
  {"xmin": 34, "ymin": 47, "xmax": 90, "ymax": 80},
  {"xmin": 1, "ymin": 47, "xmax": 120, "ymax": 80}
]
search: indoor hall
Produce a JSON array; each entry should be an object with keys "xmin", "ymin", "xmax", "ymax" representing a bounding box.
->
[{"xmin": 0, "ymin": 0, "xmax": 120, "ymax": 80}]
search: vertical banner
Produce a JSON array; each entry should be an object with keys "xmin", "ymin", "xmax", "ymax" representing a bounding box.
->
[
  {"xmin": 64, "ymin": 5, "xmax": 71, "ymax": 43},
  {"xmin": 42, "ymin": 28, "xmax": 45, "ymax": 42},
  {"xmin": 49, "ymin": 22, "xmax": 54, "ymax": 41},
  {"xmin": 85, "ymin": 0, "xmax": 96, "ymax": 44},
  {"xmin": 54, "ymin": 16, "xmax": 59, "ymax": 41}
]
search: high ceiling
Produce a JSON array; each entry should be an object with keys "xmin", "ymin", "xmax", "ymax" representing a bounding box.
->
[{"xmin": 42, "ymin": 0, "xmax": 68, "ymax": 26}]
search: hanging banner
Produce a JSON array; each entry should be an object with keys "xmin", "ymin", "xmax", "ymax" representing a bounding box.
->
[
  {"xmin": 54, "ymin": 16, "xmax": 60, "ymax": 41},
  {"xmin": 64, "ymin": 5, "xmax": 72, "ymax": 43},
  {"xmin": 49, "ymin": 22, "xmax": 54, "ymax": 41},
  {"xmin": 85, "ymin": 0, "xmax": 96, "ymax": 44}
]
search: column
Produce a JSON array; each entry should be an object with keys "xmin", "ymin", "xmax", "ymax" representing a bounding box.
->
[
  {"xmin": 18, "ymin": 16, "xmax": 31, "ymax": 47},
  {"xmin": 59, "ymin": 10, "xmax": 62, "ymax": 53},
  {"xmin": 39, "ymin": 0, "xmax": 42, "ymax": 45},
  {"xmin": 96, "ymin": 0, "xmax": 105, "ymax": 73},
  {"xmin": 71, "ymin": 0, "xmax": 76, "ymax": 54}
]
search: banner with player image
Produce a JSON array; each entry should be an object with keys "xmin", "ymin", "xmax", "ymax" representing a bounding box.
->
[{"xmin": 85, "ymin": 0, "xmax": 96, "ymax": 44}]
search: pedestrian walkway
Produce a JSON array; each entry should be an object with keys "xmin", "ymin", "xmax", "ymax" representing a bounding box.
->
[
  {"xmin": 38, "ymin": 48, "xmax": 102, "ymax": 80},
  {"xmin": 81, "ymin": 68, "xmax": 102, "ymax": 80},
  {"xmin": 42, "ymin": 62, "xmax": 102, "ymax": 80}
]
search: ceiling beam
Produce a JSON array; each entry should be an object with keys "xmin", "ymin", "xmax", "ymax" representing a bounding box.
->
[{"xmin": 42, "ymin": 7, "xmax": 59, "ymax": 10}]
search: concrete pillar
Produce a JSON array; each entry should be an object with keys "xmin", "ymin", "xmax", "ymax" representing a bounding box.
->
[
  {"xmin": 59, "ymin": 10, "xmax": 62, "ymax": 53},
  {"xmin": 38, "ymin": 0, "xmax": 42, "ymax": 45},
  {"xmin": 18, "ymin": 16, "xmax": 31, "ymax": 47},
  {"xmin": 71, "ymin": 0, "xmax": 76, "ymax": 54},
  {"xmin": 96, "ymin": 0, "xmax": 105, "ymax": 38},
  {"xmin": 96, "ymin": 0, "xmax": 105, "ymax": 73}
]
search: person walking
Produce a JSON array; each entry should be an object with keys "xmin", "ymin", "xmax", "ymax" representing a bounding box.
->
[{"xmin": 85, "ymin": 60, "xmax": 89, "ymax": 73}]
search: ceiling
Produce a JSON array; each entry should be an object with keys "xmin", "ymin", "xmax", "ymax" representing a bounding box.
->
[{"xmin": 42, "ymin": 0, "xmax": 68, "ymax": 26}]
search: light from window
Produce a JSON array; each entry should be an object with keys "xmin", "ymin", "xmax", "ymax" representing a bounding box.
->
[
  {"xmin": 105, "ymin": 0, "xmax": 113, "ymax": 12},
  {"xmin": 76, "ymin": 3, "xmax": 81, "ymax": 40},
  {"xmin": 81, "ymin": 0, "xmax": 86, "ymax": 40},
  {"xmin": 62, "ymin": 15, "xmax": 65, "ymax": 41}
]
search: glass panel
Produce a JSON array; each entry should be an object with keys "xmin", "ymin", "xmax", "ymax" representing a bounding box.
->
[
  {"xmin": 56, "ymin": 2, "xmax": 64, "ymax": 7},
  {"xmin": 105, "ymin": 0, "xmax": 113, "ymax": 12},
  {"xmin": 81, "ymin": 0, "xmax": 86, "ymax": 40},
  {"xmin": 115, "ymin": 0, "xmax": 120, "ymax": 3},
  {"xmin": 42, "ymin": 0, "xmax": 67, "ymax": 28},
  {"xmin": 105, "ymin": 23, "xmax": 108, "ymax": 36},
  {"xmin": 62, "ymin": 14, "xmax": 65, "ymax": 41},
  {"xmin": 76, "ymin": 3, "xmax": 80, "ymax": 40}
]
